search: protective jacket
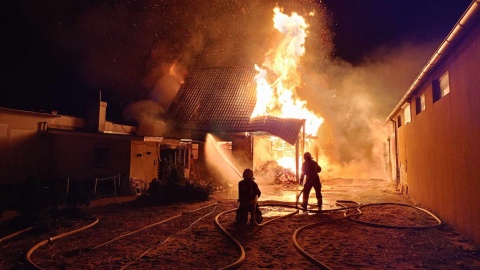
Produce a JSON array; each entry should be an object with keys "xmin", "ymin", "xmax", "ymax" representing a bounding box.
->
[
  {"xmin": 238, "ymin": 179, "xmax": 261, "ymax": 204},
  {"xmin": 236, "ymin": 178, "xmax": 263, "ymax": 224},
  {"xmin": 300, "ymin": 159, "xmax": 321, "ymax": 182}
]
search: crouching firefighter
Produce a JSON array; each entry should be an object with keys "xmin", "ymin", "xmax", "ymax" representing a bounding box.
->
[{"xmin": 236, "ymin": 169, "xmax": 263, "ymax": 225}]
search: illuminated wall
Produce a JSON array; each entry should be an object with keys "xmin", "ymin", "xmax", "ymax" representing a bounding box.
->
[{"xmin": 392, "ymin": 24, "xmax": 480, "ymax": 243}]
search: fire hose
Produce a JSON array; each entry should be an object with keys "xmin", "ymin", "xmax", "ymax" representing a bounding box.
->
[
  {"xmin": 21, "ymin": 186, "xmax": 443, "ymax": 269},
  {"xmin": 25, "ymin": 203, "xmax": 218, "ymax": 269},
  {"xmin": 93, "ymin": 202, "xmax": 217, "ymax": 250},
  {"xmin": 214, "ymin": 186, "xmax": 362, "ymax": 270},
  {"xmin": 120, "ymin": 204, "xmax": 218, "ymax": 270},
  {"xmin": 0, "ymin": 226, "xmax": 34, "ymax": 243},
  {"xmin": 25, "ymin": 217, "xmax": 99, "ymax": 270},
  {"xmin": 215, "ymin": 185, "xmax": 443, "ymax": 269}
]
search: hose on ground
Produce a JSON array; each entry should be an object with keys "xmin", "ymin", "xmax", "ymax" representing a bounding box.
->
[
  {"xmin": 292, "ymin": 212, "xmax": 363, "ymax": 270},
  {"xmin": 348, "ymin": 202, "xmax": 442, "ymax": 229},
  {"xmin": 214, "ymin": 209, "xmax": 245, "ymax": 270},
  {"xmin": 214, "ymin": 203, "xmax": 301, "ymax": 269},
  {"xmin": 0, "ymin": 226, "xmax": 34, "ymax": 243},
  {"xmin": 25, "ymin": 203, "xmax": 218, "ymax": 269},
  {"xmin": 25, "ymin": 217, "xmax": 99, "ymax": 270},
  {"xmin": 93, "ymin": 202, "xmax": 218, "ymax": 250},
  {"xmin": 291, "ymin": 201, "xmax": 442, "ymax": 269},
  {"xmin": 214, "ymin": 198, "xmax": 358, "ymax": 269},
  {"xmin": 120, "ymin": 204, "xmax": 218, "ymax": 270},
  {"xmin": 293, "ymin": 187, "xmax": 361, "ymax": 214}
]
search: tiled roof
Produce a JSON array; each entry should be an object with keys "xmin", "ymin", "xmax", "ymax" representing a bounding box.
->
[{"xmin": 168, "ymin": 66, "xmax": 304, "ymax": 145}]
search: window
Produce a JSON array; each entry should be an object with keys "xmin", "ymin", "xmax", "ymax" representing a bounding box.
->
[
  {"xmin": 403, "ymin": 103, "xmax": 411, "ymax": 124},
  {"xmin": 416, "ymin": 93, "xmax": 426, "ymax": 114},
  {"xmin": 397, "ymin": 115, "xmax": 402, "ymax": 128},
  {"xmin": 433, "ymin": 71, "xmax": 450, "ymax": 102},
  {"xmin": 94, "ymin": 146, "xmax": 109, "ymax": 167}
]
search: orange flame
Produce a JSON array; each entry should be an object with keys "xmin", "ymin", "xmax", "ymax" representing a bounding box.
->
[{"xmin": 252, "ymin": 7, "xmax": 324, "ymax": 136}]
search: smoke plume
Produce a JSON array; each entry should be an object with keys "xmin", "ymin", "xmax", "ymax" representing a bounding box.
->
[
  {"xmin": 24, "ymin": 0, "xmax": 443, "ymax": 178},
  {"xmin": 122, "ymin": 100, "xmax": 171, "ymax": 136},
  {"xmin": 301, "ymin": 42, "xmax": 438, "ymax": 179}
]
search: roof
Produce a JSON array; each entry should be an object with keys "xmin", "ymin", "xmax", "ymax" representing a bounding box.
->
[
  {"xmin": 0, "ymin": 106, "xmax": 61, "ymax": 117},
  {"xmin": 385, "ymin": 0, "xmax": 480, "ymax": 123},
  {"xmin": 168, "ymin": 66, "xmax": 305, "ymax": 145}
]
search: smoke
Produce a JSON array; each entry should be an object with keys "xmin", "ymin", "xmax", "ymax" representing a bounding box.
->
[
  {"xmin": 114, "ymin": 0, "xmax": 437, "ymax": 179},
  {"xmin": 122, "ymin": 100, "xmax": 171, "ymax": 136},
  {"xmin": 24, "ymin": 0, "xmax": 442, "ymax": 178},
  {"xmin": 301, "ymin": 40, "xmax": 438, "ymax": 179}
]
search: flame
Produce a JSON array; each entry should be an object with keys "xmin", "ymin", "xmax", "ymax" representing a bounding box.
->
[
  {"xmin": 169, "ymin": 61, "xmax": 186, "ymax": 84},
  {"xmin": 276, "ymin": 156, "xmax": 296, "ymax": 172},
  {"xmin": 252, "ymin": 7, "xmax": 324, "ymax": 136}
]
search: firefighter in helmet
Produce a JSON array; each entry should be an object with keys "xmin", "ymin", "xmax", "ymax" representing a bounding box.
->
[
  {"xmin": 300, "ymin": 152, "xmax": 322, "ymax": 211},
  {"xmin": 236, "ymin": 169, "xmax": 263, "ymax": 225}
]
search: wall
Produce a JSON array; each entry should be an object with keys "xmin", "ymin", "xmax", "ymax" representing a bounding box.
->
[
  {"xmin": 49, "ymin": 133, "xmax": 131, "ymax": 182},
  {"xmin": 130, "ymin": 141, "xmax": 159, "ymax": 188},
  {"xmin": 394, "ymin": 24, "xmax": 480, "ymax": 243},
  {"xmin": 231, "ymin": 135, "xmax": 254, "ymax": 172},
  {"xmin": 0, "ymin": 109, "xmax": 58, "ymax": 184}
]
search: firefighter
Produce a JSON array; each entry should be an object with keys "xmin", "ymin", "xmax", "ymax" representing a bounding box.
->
[
  {"xmin": 236, "ymin": 169, "xmax": 263, "ymax": 225},
  {"xmin": 300, "ymin": 152, "xmax": 322, "ymax": 211}
]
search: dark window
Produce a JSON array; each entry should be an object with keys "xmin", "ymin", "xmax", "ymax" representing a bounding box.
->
[
  {"xmin": 94, "ymin": 146, "xmax": 109, "ymax": 167},
  {"xmin": 433, "ymin": 71, "xmax": 450, "ymax": 102},
  {"xmin": 416, "ymin": 94, "xmax": 426, "ymax": 114}
]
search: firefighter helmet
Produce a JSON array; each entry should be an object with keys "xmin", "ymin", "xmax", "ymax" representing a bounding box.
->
[
  {"xmin": 242, "ymin": 168, "xmax": 254, "ymax": 179},
  {"xmin": 304, "ymin": 152, "xmax": 312, "ymax": 160}
]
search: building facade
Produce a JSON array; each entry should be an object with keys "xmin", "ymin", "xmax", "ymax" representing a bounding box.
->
[
  {"xmin": 0, "ymin": 102, "xmax": 198, "ymax": 195},
  {"xmin": 386, "ymin": 1, "xmax": 480, "ymax": 243}
]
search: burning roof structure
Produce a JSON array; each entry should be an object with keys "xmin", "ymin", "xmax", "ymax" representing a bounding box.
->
[{"xmin": 167, "ymin": 66, "xmax": 305, "ymax": 145}]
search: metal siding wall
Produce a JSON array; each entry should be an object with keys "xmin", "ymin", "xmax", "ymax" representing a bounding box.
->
[{"xmin": 405, "ymin": 25, "xmax": 480, "ymax": 243}]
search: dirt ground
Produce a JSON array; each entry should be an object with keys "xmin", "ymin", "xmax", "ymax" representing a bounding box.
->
[{"xmin": 2, "ymin": 178, "xmax": 480, "ymax": 269}]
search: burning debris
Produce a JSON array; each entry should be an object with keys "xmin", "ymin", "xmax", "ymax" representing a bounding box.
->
[{"xmin": 254, "ymin": 160, "xmax": 297, "ymax": 186}]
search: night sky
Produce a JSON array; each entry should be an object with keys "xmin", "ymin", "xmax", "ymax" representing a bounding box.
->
[{"xmin": 0, "ymin": 0, "xmax": 473, "ymax": 123}]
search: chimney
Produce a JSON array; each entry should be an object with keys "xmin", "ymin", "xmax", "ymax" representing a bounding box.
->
[{"xmin": 86, "ymin": 94, "xmax": 107, "ymax": 132}]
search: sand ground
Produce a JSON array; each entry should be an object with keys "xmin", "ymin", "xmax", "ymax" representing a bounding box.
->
[{"xmin": 1, "ymin": 178, "xmax": 480, "ymax": 269}]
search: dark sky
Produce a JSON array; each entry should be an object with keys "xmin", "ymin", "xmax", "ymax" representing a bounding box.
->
[{"xmin": 0, "ymin": 0, "xmax": 473, "ymax": 123}]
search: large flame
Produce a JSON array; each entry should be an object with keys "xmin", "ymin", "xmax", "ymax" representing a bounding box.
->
[{"xmin": 252, "ymin": 7, "xmax": 324, "ymax": 136}]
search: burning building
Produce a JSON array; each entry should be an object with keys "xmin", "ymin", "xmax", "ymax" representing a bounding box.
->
[
  {"xmin": 167, "ymin": 66, "xmax": 307, "ymax": 184},
  {"xmin": 166, "ymin": 8, "xmax": 325, "ymax": 185}
]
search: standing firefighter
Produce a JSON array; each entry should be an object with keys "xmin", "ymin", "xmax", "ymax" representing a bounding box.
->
[
  {"xmin": 300, "ymin": 152, "xmax": 322, "ymax": 211},
  {"xmin": 236, "ymin": 169, "xmax": 263, "ymax": 225}
]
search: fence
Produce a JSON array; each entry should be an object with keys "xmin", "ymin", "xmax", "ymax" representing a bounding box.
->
[{"xmin": 94, "ymin": 174, "xmax": 121, "ymax": 204}]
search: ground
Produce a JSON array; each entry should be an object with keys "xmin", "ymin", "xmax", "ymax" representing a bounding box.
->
[{"xmin": 1, "ymin": 178, "xmax": 480, "ymax": 269}]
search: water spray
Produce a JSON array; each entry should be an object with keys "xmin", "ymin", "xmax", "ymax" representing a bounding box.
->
[{"xmin": 205, "ymin": 133, "xmax": 242, "ymax": 178}]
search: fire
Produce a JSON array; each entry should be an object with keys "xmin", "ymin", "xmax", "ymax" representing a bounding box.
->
[
  {"xmin": 169, "ymin": 61, "xmax": 186, "ymax": 84},
  {"xmin": 252, "ymin": 7, "xmax": 324, "ymax": 136},
  {"xmin": 276, "ymin": 156, "xmax": 296, "ymax": 171}
]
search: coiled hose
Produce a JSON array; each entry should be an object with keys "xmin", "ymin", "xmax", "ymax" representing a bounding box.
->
[
  {"xmin": 214, "ymin": 187, "xmax": 361, "ymax": 269},
  {"xmin": 291, "ymin": 201, "xmax": 442, "ymax": 269},
  {"xmin": 216, "ymin": 185, "xmax": 443, "ymax": 269}
]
